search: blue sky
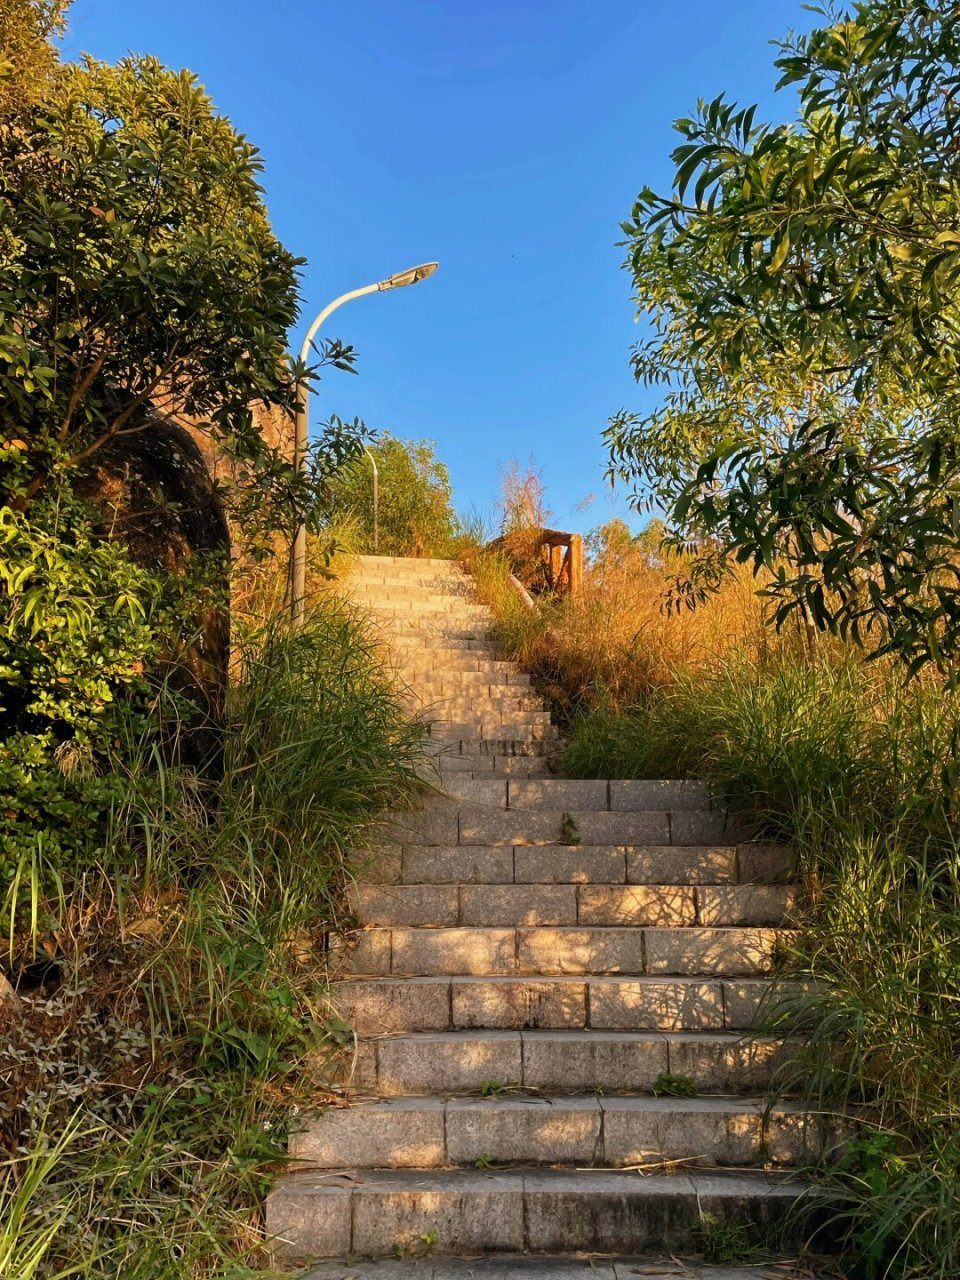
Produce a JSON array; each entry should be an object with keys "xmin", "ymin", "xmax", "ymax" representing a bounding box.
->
[{"xmin": 64, "ymin": 0, "xmax": 815, "ymax": 533}]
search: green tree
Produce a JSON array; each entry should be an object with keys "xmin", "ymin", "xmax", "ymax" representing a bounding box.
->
[
  {"xmin": 323, "ymin": 432, "xmax": 458, "ymax": 557},
  {"xmin": 0, "ymin": 0, "xmax": 69, "ymax": 115},
  {"xmin": 1, "ymin": 51, "xmax": 366, "ymax": 538},
  {"xmin": 0, "ymin": 19, "xmax": 369, "ymax": 871},
  {"xmin": 606, "ymin": 1, "xmax": 960, "ymax": 678}
]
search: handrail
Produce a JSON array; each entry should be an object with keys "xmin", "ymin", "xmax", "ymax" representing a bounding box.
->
[{"xmin": 487, "ymin": 527, "xmax": 584, "ymax": 599}]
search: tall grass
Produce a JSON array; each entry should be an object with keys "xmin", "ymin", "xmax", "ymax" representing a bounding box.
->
[
  {"xmin": 469, "ymin": 525, "xmax": 781, "ymax": 722},
  {"xmin": 572, "ymin": 657, "xmax": 960, "ymax": 1278},
  {"xmin": 0, "ymin": 598, "xmax": 425, "ymax": 1279},
  {"xmin": 474, "ymin": 517, "xmax": 960, "ymax": 1277}
]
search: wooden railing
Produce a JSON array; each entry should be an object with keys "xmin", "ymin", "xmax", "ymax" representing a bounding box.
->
[
  {"xmin": 539, "ymin": 528, "xmax": 583, "ymax": 597},
  {"xmin": 488, "ymin": 527, "xmax": 584, "ymax": 599}
]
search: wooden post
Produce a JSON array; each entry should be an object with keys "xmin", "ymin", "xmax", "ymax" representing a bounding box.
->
[
  {"xmin": 569, "ymin": 533, "xmax": 583, "ymax": 598},
  {"xmin": 549, "ymin": 543, "xmax": 563, "ymax": 590}
]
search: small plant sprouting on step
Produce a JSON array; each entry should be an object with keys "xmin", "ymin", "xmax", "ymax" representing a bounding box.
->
[
  {"xmin": 393, "ymin": 1232, "xmax": 439, "ymax": 1260},
  {"xmin": 478, "ymin": 1080, "xmax": 535, "ymax": 1097},
  {"xmin": 474, "ymin": 1152, "xmax": 494, "ymax": 1170},
  {"xmin": 479, "ymin": 1080, "xmax": 514, "ymax": 1097},
  {"xmin": 695, "ymin": 1214, "xmax": 763, "ymax": 1265},
  {"xmin": 561, "ymin": 812, "xmax": 581, "ymax": 846},
  {"xmin": 653, "ymin": 1071, "xmax": 698, "ymax": 1098}
]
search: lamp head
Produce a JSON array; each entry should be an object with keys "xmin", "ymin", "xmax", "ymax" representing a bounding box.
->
[{"xmin": 378, "ymin": 261, "xmax": 439, "ymax": 291}]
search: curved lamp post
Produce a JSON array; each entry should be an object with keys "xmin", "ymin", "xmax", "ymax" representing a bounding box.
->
[{"xmin": 290, "ymin": 261, "xmax": 439, "ymax": 626}]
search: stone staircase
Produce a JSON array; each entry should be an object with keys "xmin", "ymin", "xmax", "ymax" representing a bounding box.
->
[{"xmin": 267, "ymin": 556, "xmax": 818, "ymax": 1276}]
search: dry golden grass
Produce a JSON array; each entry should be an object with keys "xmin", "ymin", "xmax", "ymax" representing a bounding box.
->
[{"xmin": 470, "ymin": 519, "xmax": 805, "ymax": 717}]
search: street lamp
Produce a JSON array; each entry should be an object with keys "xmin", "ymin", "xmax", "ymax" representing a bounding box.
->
[{"xmin": 290, "ymin": 261, "xmax": 439, "ymax": 626}]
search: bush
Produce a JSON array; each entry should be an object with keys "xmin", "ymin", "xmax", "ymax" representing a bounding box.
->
[
  {"xmin": 0, "ymin": 493, "xmax": 209, "ymax": 890},
  {"xmin": 321, "ymin": 432, "xmax": 459, "ymax": 558}
]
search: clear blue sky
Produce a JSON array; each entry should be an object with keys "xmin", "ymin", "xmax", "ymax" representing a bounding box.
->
[{"xmin": 64, "ymin": 0, "xmax": 815, "ymax": 533}]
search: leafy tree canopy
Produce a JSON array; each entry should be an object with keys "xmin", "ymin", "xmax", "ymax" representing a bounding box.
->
[
  {"xmin": 0, "ymin": 0, "xmax": 69, "ymax": 115},
  {"xmin": 0, "ymin": 46, "xmax": 365, "ymax": 543},
  {"xmin": 606, "ymin": 0, "xmax": 960, "ymax": 679}
]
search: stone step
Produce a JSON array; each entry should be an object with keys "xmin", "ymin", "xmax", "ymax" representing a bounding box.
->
[
  {"xmin": 391, "ymin": 653, "xmax": 519, "ymax": 672},
  {"xmin": 355, "ymin": 582, "xmax": 474, "ymax": 594},
  {"xmin": 343, "ymin": 581, "xmax": 476, "ymax": 599},
  {"xmin": 359, "ymin": 843, "xmax": 793, "ymax": 887},
  {"xmin": 339, "ymin": 1030, "xmax": 795, "ymax": 1097},
  {"xmin": 347, "ymin": 588, "xmax": 486, "ymax": 605},
  {"xmin": 351, "ymin": 883, "xmax": 796, "ymax": 928},
  {"xmin": 344, "ymin": 576, "xmax": 471, "ymax": 592},
  {"xmin": 379, "ymin": 806, "xmax": 754, "ymax": 849},
  {"xmin": 334, "ymin": 925, "xmax": 787, "ymax": 978},
  {"xmin": 408, "ymin": 692, "xmax": 546, "ymax": 716},
  {"xmin": 422, "ymin": 778, "xmax": 712, "ymax": 811},
  {"xmin": 290, "ymin": 1094, "xmax": 820, "ymax": 1170},
  {"xmin": 330, "ymin": 975, "xmax": 799, "ymax": 1034},
  {"xmin": 299, "ymin": 1258, "xmax": 821, "ymax": 1280},
  {"xmin": 426, "ymin": 712, "xmax": 556, "ymax": 733},
  {"xmin": 366, "ymin": 608, "xmax": 495, "ymax": 626},
  {"xmin": 267, "ymin": 1166, "xmax": 805, "ymax": 1260},
  {"xmin": 423, "ymin": 757, "xmax": 553, "ymax": 778},
  {"xmin": 352, "ymin": 555, "xmax": 464, "ymax": 571},
  {"xmin": 429, "ymin": 732, "xmax": 558, "ymax": 752},
  {"xmin": 424, "ymin": 738, "xmax": 555, "ymax": 759},
  {"xmin": 401, "ymin": 669, "xmax": 532, "ymax": 689},
  {"xmin": 386, "ymin": 634, "xmax": 497, "ymax": 653},
  {"xmin": 376, "ymin": 616, "xmax": 499, "ymax": 637}
]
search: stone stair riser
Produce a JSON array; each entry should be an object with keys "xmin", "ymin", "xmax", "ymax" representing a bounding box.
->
[
  {"xmin": 366, "ymin": 612, "xmax": 496, "ymax": 628},
  {"xmin": 267, "ymin": 1169, "xmax": 804, "ymax": 1261},
  {"xmin": 424, "ymin": 739, "xmax": 554, "ymax": 758},
  {"xmin": 358, "ymin": 843, "xmax": 792, "ymax": 887},
  {"xmin": 330, "ymin": 976, "xmax": 803, "ymax": 1034},
  {"xmin": 384, "ymin": 635, "xmax": 497, "ymax": 653},
  {"xmin": 391, "ymin": 656, "xmax": 520, "ymax": 675},
  {"xmin": 343, "ymin": 582, "xmax": 475, "ymax": 599},
  {"xmin": 351, "ymin": 883, "xmax": 796, "ymax": 928},
  {"xmin": 291, "ymin": 1095, "xmax": 820, "ymax": 1170},
  {"xmin": 335, "ymin": 1030, "xmax": 795, "ymax": 1097},
  {"xmin": 374, "ymin": 615, "xmax": 496, "ymax": 631},
  {"xmin": 378, "ymin": 808, "xmax": 754, "ymax": 849},
  {"xmin": 334, "ymin": 925, "xmax": 786, "ymax": 977},
  {"xmin": 407, "ymin": 676, "xmax": 534, "ymax": 695},
  {"xmin": 422, "ymin": 758, "xmax": 553, "ymax": 778},
  {"xmin": 351, "ymin": 555, "xmax": 463, "ymax": 570},
  {"xmin": 408, "ymin": 693, "xmax": 546, "ymax": 716},
  {"xmin": 425, "ymin": 778, "xmax": 712, "ymax": 810},
  {"xmin": 426, "ymin": 714, "xmax": 556, "ymax": 733}
]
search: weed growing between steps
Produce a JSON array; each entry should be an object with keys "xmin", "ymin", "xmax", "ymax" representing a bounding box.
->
[
  {"xmin": 696, "ymin": 1216, "xmax": 765, "ymax": 1266},
  {"xmin": 0, "ymin": 600, "xmax": 425, "ymax": 1280}
]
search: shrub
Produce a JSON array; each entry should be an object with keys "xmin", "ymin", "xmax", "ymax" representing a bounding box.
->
[{"xmin": 321, "ymin": 432, "xmax": 459, "ymax": 558}]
